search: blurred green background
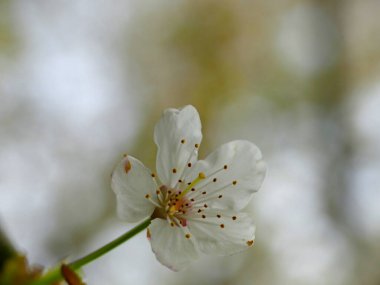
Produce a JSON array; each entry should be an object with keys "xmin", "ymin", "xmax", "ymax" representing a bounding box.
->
[{"xmin": 1, "ymin": 0, "xmax": 380, "ymax": 284}]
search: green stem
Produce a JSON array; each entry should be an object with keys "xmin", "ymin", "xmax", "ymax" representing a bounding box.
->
[{"xmin": 30, "ymin": 218, "xmax": 151, "ymax": 285}]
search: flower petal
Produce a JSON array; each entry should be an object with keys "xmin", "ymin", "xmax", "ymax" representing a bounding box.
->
[
  {"xmin": 154, "ymin": 105, "xmax": 202, "ymax": 188},
  {"xmin": 149, "ymin": 219, "xmax": 199, "ymax": 271},
  {"xmin": 187, "ymin": 209, "xmax": 255, "ymax": 256},
  {"xmin": 186, "ymin": 140, "xmax": 267, "ymax": 210},
  {"xmin": 111, "ymin": 155, "xmax": 158, "ymax": 223}
]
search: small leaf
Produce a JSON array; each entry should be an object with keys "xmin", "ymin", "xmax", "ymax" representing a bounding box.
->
[{"xmin": 60, "ymin": 264, "xmax": 85, "ymax": 285}]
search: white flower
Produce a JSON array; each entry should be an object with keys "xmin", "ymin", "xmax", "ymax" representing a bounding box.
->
[{"xmin": 111, "ymin": 105, "xmax": 267, "ymax": 271}]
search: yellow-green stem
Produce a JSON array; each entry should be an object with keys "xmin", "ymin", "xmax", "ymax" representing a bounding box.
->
[{"xmin": 30, "ymin": 218, "xmax": 151, "ymax": 285}]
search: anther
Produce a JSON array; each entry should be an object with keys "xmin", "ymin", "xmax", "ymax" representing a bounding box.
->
[
  {"xmin": 187, "ymin": 163, "xmax": 192, "ymax": 167},
  {"xmin": 224, "ymin": 165, "xmax": 228, "ymax": 170},
  {"xmin": 172, "ymin": 168, "xmax": 177, "ymax": 174},
  {"xmin": 202, "ymin": 215, "xmax": 206, "ymax": 219},
  {"xmin": 151, "ymin": 173, "xmax": 156, "ymax": 178},
  {"xmin": 195, "ymin": 143, "xmax": 199, "ymax": 148},
  {"xmin": 218, "ymin": 195, "xmax": 223, "ymax": 199},
  {"xmin": 156, "ymin": 190, "xmax": 160, "ymax": 195},
  {"xmin": 197, "ymin": 209, "xmax": 202, "ymax": 213},
  {"xmin": 191, "ymin": 188, "xmax": 195, "ymax": 192},
  {"xmin": 220, "ymin": 224, "xmax": 225, "ymax": 228},
  {"xmin": 232, "ymin": 180, "xmax": 237, "ymax": 185},
  {"xmin": 198, "ymin": 172, "xmax": 206, "ymax": 179},
  {"xmin": 145, "ymin": 194, "xmax": 150, "ymax": 199},
  {"xmin": 190, "ymin": 198, "xmax": 195, "ymax": 202},
  {"xmin": 232, "ymin": 216, "xmax": 237, "ymax": 220},
  {"xmin": 213, "ymin": 178, "xmax": 217, "ymax": 182},
  {"xmin": 170, "ymin": 222, "xmax": 175, "ymax": 227},
  {"xmin": 247, "ymin": 240, "xmax": 254, "ymax": 247},
  {"xmin": 178, "ymin": 179, "xmax": 182, "ymax": 183},
  {"xmin": 217, "ymin": 214, "xmax": 221, "ymax": 218},
  {"xmin": 202, "ymin": 191, "xmax": 206, "ymax": 195},
  {"xmin": 185, "ymin": 234, "xmax": 191, "ymax": 239},
  {"xmin": 181, "ymin": 139, "xmax": 186, "ymax": 144},
  {"xmin": 203, "ymin": 204, "xmax": 208, "ymax": 208}
]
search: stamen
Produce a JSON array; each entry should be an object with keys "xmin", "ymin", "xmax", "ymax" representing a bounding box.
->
[{"xmin": 177, "ymin": 172, "xmax": 206, "ymax": 199}]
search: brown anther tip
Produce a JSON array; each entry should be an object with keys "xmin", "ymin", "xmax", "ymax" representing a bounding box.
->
[
  {"xmin": 217, "ymin": 214, "xmax": 221, "ymax": 218},
  {"xmin": 195, "ymin": 143, "xmax": 199, "ymax": 148},
  {"xmin": 172, "ymin": 168, "xmax": 177, "ymax": 174},
  {"xmin": 232, "ymin": 180, "xmax": 237, "ymax": 185},
  {"xmin": 247, "ymin": 240, "xmax": 254, "ymax": 247},
  {"xmin": 178, "ymin": 179, "xmax": 182, "ymax": 183},
  {"xmin": 203, "ymin": 204, "xmax": 208, "ymax": 208},
  {"xmin": 151, "ymin": 173, "xmax": 156, "ymax": 177},
  {"xmin": 190, "ymin": 198, "xmax": 194, "ymax": 202},
  {"xmin": 123, "ymin": 153, "xmax": 128, "ymax": 157},
  {"xmin": 220, "ymin": 224, "xmax": 225, "ymax": 228},
  {"xmin": 202, "ymin": 215, "xmax": 206, "ymax": 219},
  {"xmin": 187, "ymin": 162, "xmax": 192, "ymax": 167},
  {"xmin": 202, "ymin": 191, "xmax": 206, "ymax": 195},
  {"xmin": 198, "ymin": 172, "xmax": 206, "ymax": 179},
  {"xmin": 197, "ymin": 209, "xmax": 202, "ymax": 213},
  {"xmin": 224, "ymin": 165, "xmax": 228, "ymax": 170},
  {"xmin": 191, "ymin": 188, "xmax": 195, "ymax": 192},
  {"xmin": 185, "ymin": 234, "xmax": 191, "ymax": 239},
  {"xmin": 124, "ymin": 159, "xmax": 132, "ymax": 174},
  {"xmin": 156, "ymin": 190, "xmax": 160, "ymax": 195},
  {"xmin": 232, "ymin": 216, "xmax": 237, "ymax": 220},
  {"xmin": 145, "ymin": 194, "xmax": 150, "ymax": 199},
  {"xmin": 170, "ymin": 222, "xmax": 175, "ymax": 227},
  {"xmin": 181, "ymin": 139, "xmax": 186, "ymax": 144},
  {"xmin": 187, "ymin": 182, "xmax": 191, "ymax": 185},
  {"xmin": 218, "ymin": 195, "xmax": 223, "ymax": 198},
  {"xmin": 213, "ymin": 178, "xmax": 217, "ymax": 182}
]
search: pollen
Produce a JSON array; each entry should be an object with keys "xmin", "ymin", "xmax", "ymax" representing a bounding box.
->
[
  {"xmin": 181, "ymin": 139, "xmax": 186, "ymax": 144},
  {"xmin": 172, "ymin": 168, "xmax": 177, "ymax": 174},
  {"xmin": 232, "ymin": 180, "xmax": 237, "ymax": 185},
  {"xmin": 124, "ymin": 159, "xmax": 132, "ymax": 173},
  {"xmin": 232, "ymin": 216, "xmax": 237, "ymax": 220},
  {"xmin": 185, "ymin": 234, "xmax": 191, "ymax": 239},
  {"xmin": 247, "ymin": 240, "xmax": 254, "ymax": 247},
  {"xmin": 220, "ymin": 224, "xmax": 225, "ymax": 228}
]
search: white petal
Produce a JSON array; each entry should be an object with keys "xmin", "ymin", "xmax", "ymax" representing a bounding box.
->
[
  {"xmin": 154, "ymin": 105, "xmax": 202, "ymax": 188},
  {"xmin": 186, "ymin": 140, "xmax": 267, "ymax": 210},
  {"xmin": 111, "ymin": 155, "xmax": 158, "ymax": 223},
  {"xmin": 149, "ymin": 219, "xmax": 199, "ymax": 271},
  {"xmin": 187, "ymin": 209, "xmax": 255, "ymax": 256}
]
